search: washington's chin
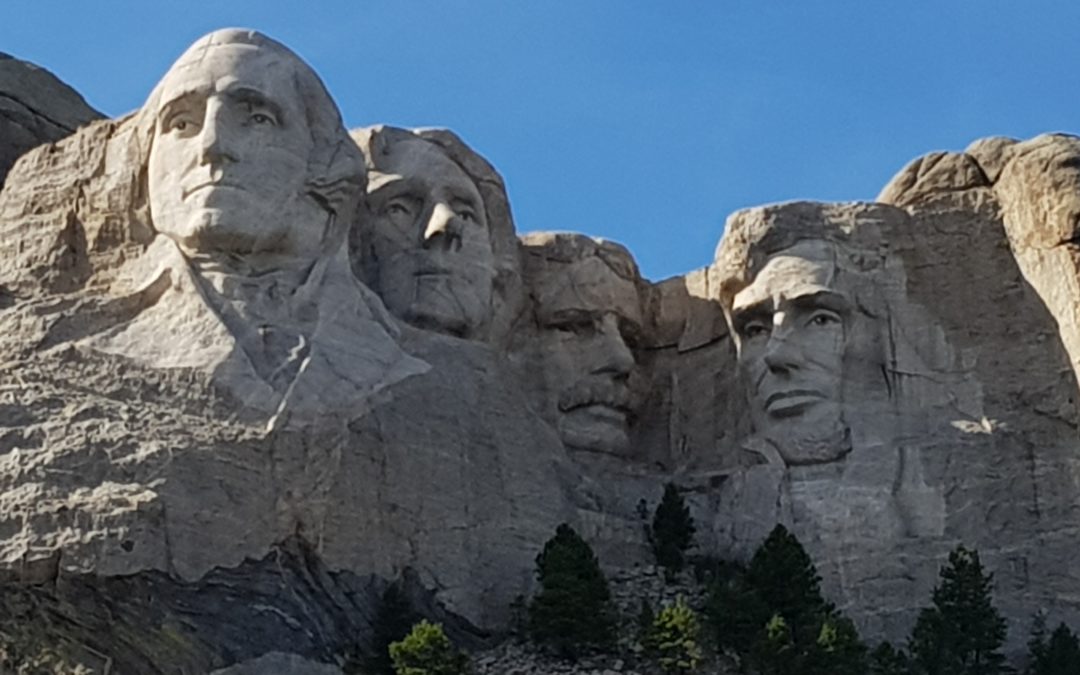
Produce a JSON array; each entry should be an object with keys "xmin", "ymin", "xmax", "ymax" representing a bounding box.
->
[{"xmin": 558, "ymin": 405, "xmax": 631, "ymax": 455}]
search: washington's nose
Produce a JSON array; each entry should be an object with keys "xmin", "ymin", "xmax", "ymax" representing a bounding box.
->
[
  {"xmin": 197, "ymin": 100, "xmax": 236, "ymax": 166},
  {"xmin": 421, "ymin": 202, "xmax": 462, "ymax": 251},
  {"xmin": 592, "ymin": 315, "xmax": 635, "ymax": 377}
]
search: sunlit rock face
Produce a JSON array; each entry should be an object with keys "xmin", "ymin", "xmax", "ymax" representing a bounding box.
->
[
  {"xmin": 2, "ymin": 29, "xmax": 1080, "ymax": 672},
  {"xmin": 706, "ymin": 199, "xmax": 1080, "ymax": 651},
  {"xmin": 0, "ymin": 30, "xmax": 566, "ymax": 671},
  {"xmin": 351, "ymin": 126, "xmax": 523, "ymax": 344},
  {"xmin": 514, "ymin": 232, "xmax": 650, "ymax": 459},
  {"xmin": 0, "ymin": 52, "xmax": 101, "ymax": 188}
]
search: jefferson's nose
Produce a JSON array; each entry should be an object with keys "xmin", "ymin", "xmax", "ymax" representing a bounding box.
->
[
  {"xmin": 592, "ymin": 314, "xmax": 635, "ymax": 377},
  {"xmin": 421, "ymin": 202, "xmax": 462, "ymax": 251}
]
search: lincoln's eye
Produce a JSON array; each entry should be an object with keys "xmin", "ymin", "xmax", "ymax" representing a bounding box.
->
[{"xmin": 743, "ymin": 321, "xmax": 769, "ymax": 339}]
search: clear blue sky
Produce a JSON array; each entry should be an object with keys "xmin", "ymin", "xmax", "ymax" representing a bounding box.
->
[{"xmin": 4, "ymin": 2, "xmax": 1078, "ymax": 281}]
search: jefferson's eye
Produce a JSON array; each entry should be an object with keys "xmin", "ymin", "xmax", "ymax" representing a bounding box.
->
[
  {"xmin": 385, "ymin": 202, "xmax": 412, "ymax": 217},
  {"xmin": 458, "ymin": 209, "xmax": 476, "ymax": 222},
  {"xmin": 549, "ymin": 317, "xmax": 596, "ymax": 336},
  {"xmin": 808, "ymin": 311, "xmax": 841, "ymax": 327},
  {"xmin": 250, "ymin": 113, "xmax": 275, "ymax": 126}
]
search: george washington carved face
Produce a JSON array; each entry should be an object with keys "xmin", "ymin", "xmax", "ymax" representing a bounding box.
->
[{"xmin": 146, "ymin": 32, "xmax": 334, "ymax": 260}]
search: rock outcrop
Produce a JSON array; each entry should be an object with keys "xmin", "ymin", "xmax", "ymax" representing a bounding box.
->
[
  {"xmin": 0, "ymin": 52, "xmax": 101, "ymax": 188},
  {"xmin": 1, "ymin": 27, "xmax": 1080, "ymax": 673}
]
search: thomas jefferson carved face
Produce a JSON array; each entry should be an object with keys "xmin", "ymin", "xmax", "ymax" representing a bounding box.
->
[
  {"xmin": 527, "ymin": 238, "xmax": 644, "ymax": 455},
  {"xmin": 148, "ymin": 40, "xmax": 327, "ymax": 258},
  {"xmin": 731, "ymin": 239, "xmax": 849, "ymax": 463},
  {"xmin": 365, "ymin": 139, "xmax": 496, "ymax": 338}
]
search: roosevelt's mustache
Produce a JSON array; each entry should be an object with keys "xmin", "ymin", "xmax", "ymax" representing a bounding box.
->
[{"xmin": 558, "ymin": 377, "xmax": 633, "ymax": 413}]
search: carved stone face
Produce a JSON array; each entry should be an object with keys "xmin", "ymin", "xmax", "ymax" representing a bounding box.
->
[
  {"xmin": 148, "ymin": 42, "xmax": 326, "ymax": 258},
  {"xmin": 731, "ymin": 239, "xmax": 848, "ymax": 462},
  {"xmin": 532, "ymin": 255, "xmax": 643, "ymax": 455},
  {"xmin": 365, "ymin": 139, "xmax": 495, "ymax": 338}
]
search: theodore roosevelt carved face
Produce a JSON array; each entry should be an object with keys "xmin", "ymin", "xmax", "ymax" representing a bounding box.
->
[{"xmin": 522, "ymin": 233, "xmax": 646, "ymax": 456}]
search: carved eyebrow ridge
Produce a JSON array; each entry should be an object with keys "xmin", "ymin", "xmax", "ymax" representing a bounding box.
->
[
  {"xmin": 788, "ymin": 291, "xmax": 850, "ymax": 313},
  {"xmin": 225, "ymin": 86, "xmax": 285, "ymax": 123}
]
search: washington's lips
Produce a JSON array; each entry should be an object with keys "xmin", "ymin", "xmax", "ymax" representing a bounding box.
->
[
  {"xmin": 182, "ymin": 181, "xmax": 244, "ymax": 200},
  {"xmin": 763, "ymin": 389, "xmax": 825, "ymax": 415},
  {"xmin": 558, "ymin": 380, "xmax": 632, "ymax": 417}
]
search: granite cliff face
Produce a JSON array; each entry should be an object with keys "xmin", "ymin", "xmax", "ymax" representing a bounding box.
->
[
  {"xmin": 0, "ymin": 52, "xmax": 101, "ymax": 189},
  {"xmin": 1, "ymin": 28, "xmax": 1079, "ymax": 673}
]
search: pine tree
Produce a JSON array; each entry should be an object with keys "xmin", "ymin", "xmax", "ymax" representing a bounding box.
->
[
  {"xmin": 750, "ymin": 613, "xmax": 798, "ymax": 675},
  {"xmin": 869, "ymin": 642, "xmax": 912, "ymax": 675},
  {"xmin": 908, "ymin": 545, "xmax": 1009, "ymax": 675},
  {"xmin": 1027, "ymin": 613, "xmax": 1049, "ymax": 674},
  {"xmin": 365, "ymin": 582, "xmax": 420, "ymax": 675},
  {"xmin": 388, "ymin": 620, "xmax": 470, "ymax": 675},
  {"xmin": 1026, "ymin": 614, "xmax": 1080, "ymax": 675},
  {"xmin": 744, "ymin": 524, "xmax": 832, "ymax": 648},
  {"xmin": 528, "ymin": 523, "xmax": 615, "ymax": 657},
  {"xmin": 705, "ymin": 573, "xmax": 771, "ymax": 658},
  {"xmin": 643, "ymin": 597, "xmax": 703, "ymax": 674},
  {"xmin": 809, "ymin": 615, "xmax": 867, "ymax": 675},
  {"xmin": 650, "ymin": 483, "xmax": 697, "ymax": 577}
]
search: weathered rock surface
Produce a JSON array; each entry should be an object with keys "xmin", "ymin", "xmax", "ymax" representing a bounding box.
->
[
  {"xmin": 2, "ymin": 29, "xmax": 1080, "ymax": 673},
  {"xmin": 0, "ymin": 52, "xmax": 101, "ymax": 188}
]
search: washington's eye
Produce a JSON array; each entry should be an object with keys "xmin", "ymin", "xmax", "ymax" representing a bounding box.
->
[
  {"xmin": 250, "ymin": 112, "xmax": 275, "ymax": 126},
  {"xmin": 161, "ymin": 113, "xmax": 197, "ymax": 135},
  {"xmin": 458, "ymin": 208, "xmax": 476, "ymax": 222}
]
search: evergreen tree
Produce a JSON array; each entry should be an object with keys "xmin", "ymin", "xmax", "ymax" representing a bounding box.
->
[
  {"xmin": 527, "ymin": 523, "xmax": 615, "ymax": 657},
  {"xmin": 388, "ymin": 620, "xmax": 469, "ymax": 675},
  {"xmin": 808, "ymin": 615, "xmax": 868, "ymax": 675},
  {"xmin": 869, "ymin": 642, "xmax": 912, "ymax": 675},
  {"xmin": 908, "ymin": 546, "xmax": 1009, "ymax": 675},
  {"xmin": 1026, "ymin": 614, "xmax": 1080, "ymax": 675},
  {"xmin": 650, "ymin": 483, "xmax": 697, "ymax": 577},
  {"xmin": 643, "ymin": 597, "xmax": 703, "ymax": 674},
  {"xmin": 636, "ymin": 598, "xmax": 656, "ymax": 645},
  {"xmin": 705, "ymin": 573, "xmax": 771, "ymax": 658},
  {"xmin": 1027, "ymin": 613, "xmax": 1049, "ymax": 674},
  {"xmin": 365, "ymin": 582, "xmax": 420, "ymax": 675},
  {"xmin": 744, "ymin": 524, "xmax": 832, "ymax": 648},
  {"xmin": 749, "ymin": 613, "xmax": 798, "ymax": 675}
]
